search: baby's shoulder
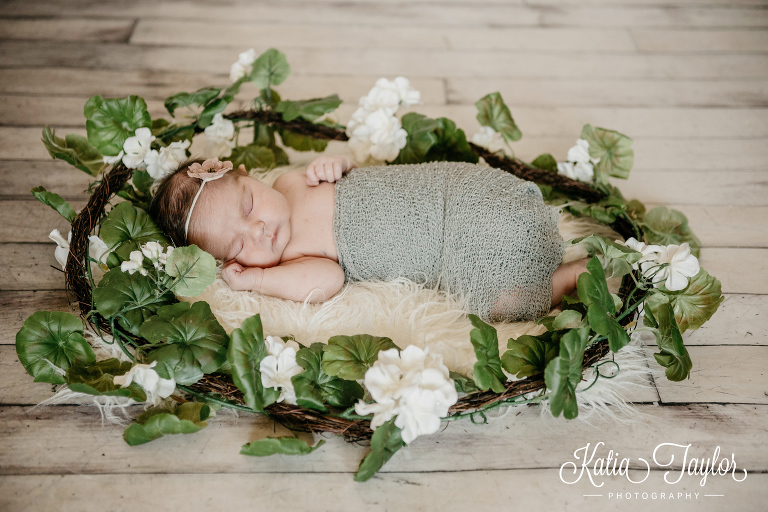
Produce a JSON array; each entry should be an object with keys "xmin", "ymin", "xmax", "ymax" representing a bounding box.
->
[{"xmin": 273, "ymin": 169, "xmax": 304, "ymax": 192}]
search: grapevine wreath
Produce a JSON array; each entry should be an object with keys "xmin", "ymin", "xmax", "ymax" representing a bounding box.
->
[{"xmin": 16, "ymin": 48, "xmax": 724, "ymax": 481}]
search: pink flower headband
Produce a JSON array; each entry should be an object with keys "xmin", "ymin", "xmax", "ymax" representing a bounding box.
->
[{"xmin": 184, "ymin": 158, "xmax": 234, "ymax": 240}]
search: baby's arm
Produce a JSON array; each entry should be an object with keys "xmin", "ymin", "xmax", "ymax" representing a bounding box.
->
[
  {"xmin": 305, "ymin": 155, "xmax": 358, "ymax": 186},
  {"xmin": 221, "ymin": 256, "xmax": 345, "ymax": 303}
]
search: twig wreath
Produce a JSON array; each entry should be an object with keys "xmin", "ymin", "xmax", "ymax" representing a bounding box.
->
[{"xmin": 16, "ymin": 48, "xmax": 724, "ymax": 481}]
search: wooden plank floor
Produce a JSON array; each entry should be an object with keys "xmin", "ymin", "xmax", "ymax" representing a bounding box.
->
[{"xmin": 1, "ymin": 1, "xmax": 766, "ymax": 510}]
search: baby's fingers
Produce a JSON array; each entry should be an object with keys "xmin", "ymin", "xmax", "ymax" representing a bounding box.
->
[
  {"xmin": 305, "ymin": 166, "xmax": 321, "ymax": 186},
  {"xmin": 332, "ymin": 161, "xmax": 343, "ymax": 181}
]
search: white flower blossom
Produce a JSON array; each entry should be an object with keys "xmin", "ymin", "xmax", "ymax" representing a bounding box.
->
[
  {"xmin": 370, "ymin": 77, "xmax": 421, "ymax": 108},
  {"xmin": 471, "ymin": 126, "xmax": 507, "ymax": 153},
  {"xmin": 557, "ymin": 139, "xmax": 600, "ymax": 183},
  {"xmin": 122, "ymin": 127, "xmax": 156, "ymax": 170},
  {"xmin": 651, "ymin": 243, "xmax": 700, "ymax": 291},
  {"xmin": 230, "ymin": 48, "xmax": 257, "ymax": 82},
  {"xmin": 113, "ymin": 361, "xmax": 176, "ymax": 405},
  {"xmin": 103, "ymin": 150, "xmax": 124, "ymax": 165},
  {"xmin": 49, "ymin": 229, "xmax": 71, "ymax": 269},
  {"xmin": 144, "ymin": 139, "xmax": 191, "ymax": 180},
  {"xmin": 203, "ymin": 113, "xmax": 237, "ymax": 158},
  {"xmin": 567, "ymin": 139, "xmax": 599, "ymax": 165},
  {"xmin": 88, "ymin": 235, "xmax": 111, "ymax": 267},
  {"xmin": 346, "ymin": 106, "xmax": 406, "ymax": 162},
  {"xmin": 354, "ymin": 346, "xmax": 458, "ymax": 445},
  {"xmin": 259, "ymin": 336, "xmax": 303, "ymax": 405},
  {"xmin": 120, "ymin": 250, "xmax": 147, "ymax": 276}
]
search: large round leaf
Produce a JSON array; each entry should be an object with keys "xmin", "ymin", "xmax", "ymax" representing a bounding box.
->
[
  {"xmin": 16, "ymin": 311, "xmax": 96, "ymax": 384},
  {"xmin": 84, "ymin": 95, "xmax": 152, "ymax": 156},
  {"xmin": 321, "ymin": 334, "xmax": 399, "ymax": 381},
  {"xmin": 165, "ymin": 245, "xmax": 217, "ymax": 298},
  {"xmin": 249, "ymin": 49, "xmax": 291, "ymax": 90},
  {"xmin": 475, "ymin": 92, "xmax": 522, "ymax": 143},
  {"xmin": 580, "ymin": 124, "xmax": 634, "ymax": 184},
  {"xmin": 99, "ymin": 202, "xmax": 169, "ymax": 262},
  {"xmin": 141, "ymin": 301, "xmax": 228, "ymax": 385},
  {"xmin": 227, "ymin": 314, "xmax": 279, "ymax": 412},
  {"xmin": 544, "ymin": 326, "xmax": 590, "ymax": 419},
  {"xmin": 640, "ymin": 206, "xmax": 702, "ymax": 258}
]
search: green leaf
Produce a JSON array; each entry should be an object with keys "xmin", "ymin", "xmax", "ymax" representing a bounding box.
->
[
  {"xmin": 123, "ymin": 402, "xmax": 210, "ymax": 446},
  {"xmin": 92, "ymin": 267, "xmax": 174, "ymax": 335},
  {"xmin": 275, "ymin": 94, "xmax": 342, "ymax": 122},
  {"xmin": 30, "ymin": 186, "xmax": 77, "ymax": 223},
  {"xmin": 449, "ymin": 370, "xmax": 479, "ymax": 394},
  {"xmin": 99, "ymin": 202, "xmax": 169, "ymax": 262},
  {"xmin": 580, "ymin": 124, "xmax": 634, "ymax": 185},
  {"xmin": 572, "ymin": 234, "xmax": 642, "ymax": 279},
  {"xmin": 354, "ymin": 418, "xmax": 406, "ymax": 482},
  {"xmin": 15, "ymin": 311, "xmax": 96, "ymax": 385},
  {"xmin": 278, "ymin": 128, "xmax": 329, "ymax": 152},
  {"xmin": 164, "ymin": 87, "xmax": 221, "ymax": 117},
  {"xmin": 530, "ymin": 153, "xmax": 558, "ymax": 172},
  {"xmin": 292, "ymin": 343, "xmax": 364, "ymax": 412},
  {"xmin": 544, "ymin": 326, "xmax": 590, "ymax": 419},
  {"xmin": 41, "ymin": 126, "xmax": 103, "ymax": 176},
  {"xmin": 643, "ymin": 300, "xmax": 693, "ymax": 381},
  {"xmin": 391, "ymin": 113, "xmax": 440, "ymax": 165},
  {"xmin": 424, "ymin": 117, "xmax": 479, "ymax": 164},
  {"xmin": 656, "ymin": 269, "xmax": 724, "ymax": 333},
  {"xmin": 467, "ymin": 314, "xmax": 507, "ymax": 393},
  {"xmin": 640, "ymin": 206, "xmax": 702, "ymax": 259},
  {"xmin": 227, "ymin": 314, "xmax": 280, "ymax": 412},
  {"xmin": 197, "ymin": 98, "xmax": 228, "ymax": 129},
  {"xmin": 66, "ymin": 358, "xmax": 147, "ymax": 401},
  {"xmin": 230, "ymin": 143, "xmax": 276, "ymax": 171},
  {"xmin": 501, "ymin": 332, "xmax": 560, "ymax": 379},
  {"xmin": 249, "ymin": 48, "xmax": 291, "ymax": 90},
  {"xmin": 321, "ymin": 334, "xmax": 400, "ymax": 381},
  {"xmin": 576, "ymin": 257, "xmax": 630, "ymax": 352},
  {"xmin": 84, "ymin": 95, "xmax": 152, "ymax": 156},
  {"xmin": 164, "ymin": 245, "xmax": 217, "ymax": 298},
  {"xmin": 553, "ymin": 309, "xmax": 584, "ymax": 330},
  {"xmin": 141, "ymin": 301, "xmax": 229, "ymax": 385},
  {"xmin": 241, "ymin": 436, "xmax": 325, "ymax": 457},
  {"xmin": 475, "ymin": 92, "xmax": 522, "ymax": 143}
]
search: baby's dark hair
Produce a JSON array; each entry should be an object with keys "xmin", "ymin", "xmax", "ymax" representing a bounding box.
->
[{"xmin": 148, "ymin": 158, "xmax": 207, "ymax": 248}]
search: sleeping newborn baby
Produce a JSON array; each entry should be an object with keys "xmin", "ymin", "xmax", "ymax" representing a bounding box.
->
[{"xmin": 149, "ymin": 155, "xmax": 590, "ymax": 323}]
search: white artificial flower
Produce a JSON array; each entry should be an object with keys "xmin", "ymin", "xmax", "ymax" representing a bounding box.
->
[
  {"xmin": 88, "ymin": 235, "xmax": 111, "ymax": 267},
  {"xmin": 556, "ymin": 161, "xmax": 576, "ymax": 180},
  {"xmin": 122, "ymin": 127, "xmax": 156, "ymax": 170},
  {"xmin": 144, "ymin": 139, "xmax": 191, "ymax": 180},
  {"xmin": 259, "ymin": 336, "xmax": 303, "ymax": 405},
  {"xmin": 567, "ymin": 139, "xmax": 599, "ymax": 165},
  {"xmin": 49, "ymin": 229, "xmax": 71, "ymax": 270},
  {"xmin": 471, "ymin": 126, "xmax": 506, "ymax": 153},
  {"xmin": 140, "ymin": 241, "xmax": 166, "ymax": 269},
  {"xmin": 203, "ymin": 113, "xmax": 237, "ymax": 158},
  {"xmin": 230, "ymin": 48, "xmax": 256, "ymax": 82},
  {"xmin": 572, "ymin": 161, "xmax": 595, "ymax": 182},
  {"xmin": 621, "ymin": 237, "xmax": 664, "ymax": 271},
  {"xmin": 361, "ymin": 85, "xmax": 401, "ymax": 112},
  {"xmin": 113, "ymin": 361, "xmax": 176, "ymax": 405},
  {"xmin": 103, "ymin": 150, "xmax": 124, "ymax": 165},
  {"xmin": 347, "ymin": 107, "xmax": 407, "ymax": 162},
  {"xmin": 354, "ymin": 346, "xmax": 458, "ymax": 445},
  {"xmin": 651, "ymin": 243, "xmax": 700, "ymax": 291},
  {"xmin": 160, "ymin": 246, "xmax": 174, "ymax": 267},
  {"xmin": 120, "ymin": 250, "xmax": 147, "ymax": 276},
  {"xmin": 371, "ymin": 76, "xmax": 421, "ymax": 108}
]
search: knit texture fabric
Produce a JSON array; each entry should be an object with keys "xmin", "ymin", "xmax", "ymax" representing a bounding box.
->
[{"xmin": 332, "ymin": 161, "xmax": 566, "ymax": 323}]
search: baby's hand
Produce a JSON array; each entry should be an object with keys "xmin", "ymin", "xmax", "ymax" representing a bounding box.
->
[
  {"xmin": 221, "ymin": 261, "xmax": 264, "ymax": 292},
  {"xmin": 306, "ymin": 155, "xmax": 357, "ymax": 186}
]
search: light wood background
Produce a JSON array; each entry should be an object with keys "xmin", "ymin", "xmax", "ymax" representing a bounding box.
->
[{"xmin": 1, "ymin": 1, "xmax": 766, "ymax": 510}]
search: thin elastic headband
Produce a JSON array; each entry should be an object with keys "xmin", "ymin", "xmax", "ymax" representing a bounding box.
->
[{"xmin": 183, "ymin": 158, "xmax": 233, "ymax": 241}]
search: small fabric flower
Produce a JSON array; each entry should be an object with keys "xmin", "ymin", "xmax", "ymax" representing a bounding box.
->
[
  {"xmin": 88, "ymin": 235, "xmax": 111, "ymax": 268},
  {"xmin": 567, "ymin": 139, "xmax": 600, "ymax": 166},
  {"xmin": 145, "ymin": 140, "xmax": 191, "ymax": 180},
  {"xmin": 557, "ymin": 139, "xmax": 600, "ymax": 183},
  {"xmin": 49, "ymin": 229, "xmax": 71, "ymax": 269},
  {"xmin": 187, "ymin": 157, "xmax": 233, "ymax": 181},
  {"xmin": 120, "ymin": 250, "xmax": 147, "ymax": 276},
  {"xmin": 370, "ymin": 77, "xmax": 421, "ymax": 108},
  {"xmin": 122, "ymin": 127, "xmax": 156, "ymax": 170},
  {"xmin": 203, "ymin": 113, "xmax": 237, "ymax": 158},
  {"xmin": 113, "ymin": 360, "xmax": 176, "ymax": 405},
  {"xmin": 103, "ymin": 150, "xmax": 124, "ymax": 165},
  {"xmin": 621, "ymin": 237, "xmax": 664, "ymax": 271},
  {"xmin": 230, "ymin": 48, "xmax": 256, "ymax": 82},
  {"xmin": 259, "ymin": 336, "xmax": 303, "ymax": 405},
  {"xmin": 354, "ymin": 346, "xmax": 458, "ymax": 444}
]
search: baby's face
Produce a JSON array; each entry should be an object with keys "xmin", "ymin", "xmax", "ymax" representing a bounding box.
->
[{"xmin": 188, "ymin": 173, "xmax": 291, "ymax": 268}]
